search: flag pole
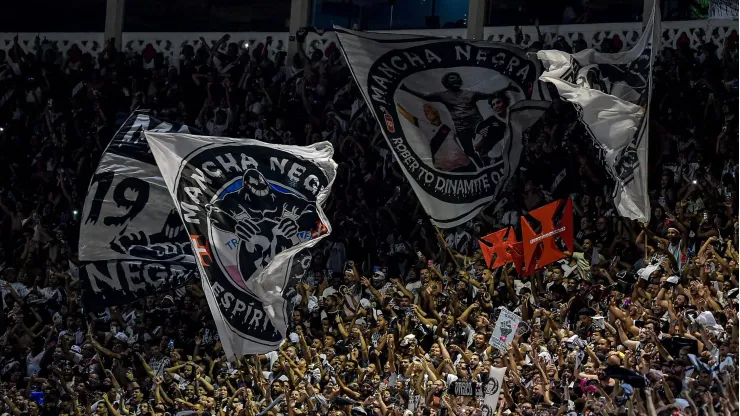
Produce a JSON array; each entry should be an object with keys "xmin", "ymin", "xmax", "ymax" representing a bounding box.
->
[
  {"xmin": 644, "ymin": 223, "xmax": 649, "ymax": 262},
  {"xmin": 434, "ymin": 225, "xmax": 463, "ymax": 271}
]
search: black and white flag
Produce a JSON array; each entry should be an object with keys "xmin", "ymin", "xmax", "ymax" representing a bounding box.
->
[
  {"xmin": 78, "ymin": 111, "xmax": 199, "ymax": 311},
  {"xmin": 335, "ymin": 29, "xmax": 551, "ymax": 228},
  {"xmin": 145, "ymin": 132, "xmax": 336, "ymax": 356},
  {"xmin": 482, "ymin": 366, "xmax": 506, "ymax": 415},
  {"xmin": 536, "ymin": 7, "xmax": 658, "ymax": 222}
]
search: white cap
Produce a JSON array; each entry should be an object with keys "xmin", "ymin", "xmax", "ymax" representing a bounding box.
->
[{"xmin": 400, "ymin": 334, "xmax": 416, "ymax": 346}]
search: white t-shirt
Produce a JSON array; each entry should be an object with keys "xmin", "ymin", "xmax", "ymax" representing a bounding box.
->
[
  {"xmin": 719, "ymin": 355, "xmax": 734, "ymax": 371},
  {"xmin": 204, "ymin": 108, "xmax": 232, "ymax": 137},
  {"xmin": 321, "ymin": 286, "xmax": 365, "ymax": 316},
  {"xmin": 406, "ymin": 281, "xmax": 422, "ymax": 301},
  {"xmin": 1, "ymin": 280, "xmax": 30, "ymax": 300},
  {"xmin": 26, "ymin": 351, "xmax": 44, "ymax": 376},
  {"xmin": 207, "ymin": 120, "xmax": 229, "ymax": 137}
]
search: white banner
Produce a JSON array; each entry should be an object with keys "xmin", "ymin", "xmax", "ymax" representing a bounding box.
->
[
  {"xmin": 482, "ymin": 366, "xmax": 506, "ymax": 415},
  {"xmin": 334, "ymin": 29, "xmax": 550, "ymax": 228},
  {"xmin": 536, "ymin": 6, "xmax": 658, "ymax": 222},
  {"xmin": 489, "ymin": 307, "xmax": 521, "ymax": 352},
  {"xmin": 145, "ymin": 132, "xmax": 336, "ymax": 356}
]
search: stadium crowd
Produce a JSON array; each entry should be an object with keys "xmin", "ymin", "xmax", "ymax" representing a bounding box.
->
[{"xmin": 0, "ymin": 25, "xmax": 738, "ymax": 416}]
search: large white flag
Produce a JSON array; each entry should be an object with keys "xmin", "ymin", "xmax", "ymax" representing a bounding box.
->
[
  {"xmin": 145, "ymin": 132, "xmax": 336, "ymax": 356},
  {"xmin": 536, "ymin": 7, "xmax": 658, "ymax": 222},
  {"xmin": 334, "ymin": 29, "xmax": 551, "ymax": 228}
]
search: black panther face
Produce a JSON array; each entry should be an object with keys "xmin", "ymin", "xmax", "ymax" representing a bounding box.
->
[{"xmin": 244, "ymin": 169, "xmax": 270, "ymax": 197}]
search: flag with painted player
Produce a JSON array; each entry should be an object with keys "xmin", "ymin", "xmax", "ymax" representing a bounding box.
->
[{"xmin": 335, "ymin": 28, "xmax": 551, "ymax": 228}]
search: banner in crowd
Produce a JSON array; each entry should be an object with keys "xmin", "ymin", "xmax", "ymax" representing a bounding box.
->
[
  {"xmin": 479, "ymin": 227, "xmax": 522, "ymax": 271},
  {"xmin": 479, "ymin": 199, "xmax": 573, "ymax": 274},
  {"xmin": 78, "ymin": 111, "xmax": 198, "ymax": 311},
  {"xmin": 536, "ymin": 7, "xmax": 658, "ymax": 223},
  {"xmin": 489, "ymin": 307, "xmax": 521, "ymax": 352},
  {"xmin": 521, "ymin": 198, "xmax": 574, "ymax": 271},
  {"xmin": 482, "ymin": 367, "xmax": 506, "ymax": 415},
  {"xmin": 335, "ymin": 29, "xmax": 551, "ymax": 228},
  {"xmin": 448, "ymin": 381, "xmax": 485, "ymax": 397},
  {"xmin": 145, "ymin": 132, "xmax": 336, "ymax": 357}
]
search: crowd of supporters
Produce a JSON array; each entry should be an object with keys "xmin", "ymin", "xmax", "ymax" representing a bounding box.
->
[{"xmin": 0, "ymin": 25, "xmax": 737, "ymax": 416}]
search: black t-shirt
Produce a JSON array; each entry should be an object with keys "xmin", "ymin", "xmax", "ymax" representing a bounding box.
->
[
  {"xmin": 588, "ymin": 229, "xmax": 613, "ymax": 247},
  {"xmin": 146, "ymin": 307, "xmax": 171, "ymax": 328},
  {"xmin": 475, "ymin": 115, "xmax": 507, "ymax": 153}
]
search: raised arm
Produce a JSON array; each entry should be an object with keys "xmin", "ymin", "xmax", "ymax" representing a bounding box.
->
[
  {"xmin": 399, "ymin": 83, "xmax": 442, "ymax": 102},
  {"xmin": 88, "ymin": 332, "xmax": 123, "ymax": 359},
  {"xmin": 136, "ymin": 352, "xmax": 155, "ymax": 378},
  {"xmin": 196, "ymin": 367, "xmax": 214, "ymax": 391},
  {"xmin": 397, "ymin": 103, "xmax": 419, "ymax": 126},
  {"xmin": 360, "ymin": 276, "xmax": 386, "ymax": 307},
  {"xmin": 616, "ymin": 320, "xmax": 640, "ymax": 350}
]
